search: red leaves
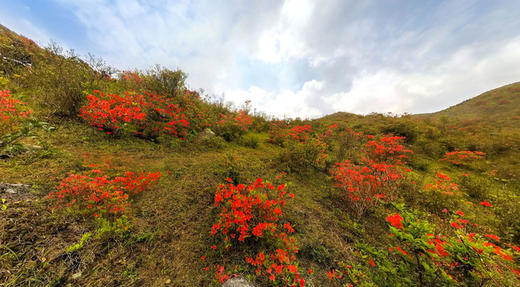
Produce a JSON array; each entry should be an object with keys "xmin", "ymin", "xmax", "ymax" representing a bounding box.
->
[{"xmin": 386, "ymin": 213, "xmax": 404, "ymax": 229}]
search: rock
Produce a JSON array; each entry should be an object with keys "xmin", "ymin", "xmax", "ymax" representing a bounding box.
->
[
  {"xmin": 165, "ymin": 278, "xmax": 171, "ymax": 284},
  {"xmin": 197, "ymin": 128, "xmax": 216, "ymax": 142},
  {"xmin": 222, "ymin": 277, "xmax": 254, "ymax": 287},
  {"xmin": 0, "ymin": 183, "xmax": 31, "ymax": 194}
]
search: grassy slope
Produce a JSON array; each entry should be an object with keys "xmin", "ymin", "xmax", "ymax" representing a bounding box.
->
[
  {"xmin": 420, "ymin": 81, "xmax": 520, "ymax": 127},
  {"xmin": 1, "ymin": 121, "xmax": 364, "ymax": 286}
]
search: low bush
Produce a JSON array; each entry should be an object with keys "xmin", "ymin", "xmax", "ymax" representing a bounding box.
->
[
  {"xmin": 207, "ymin": 178, "xmax": 305, "ymax": 285},
  {"xmin": 214, "ymin": 111, "xmax": 252, "ymax": 141},
  {"xmin": 48, "ymin": 163, "xmax": 161, "ymax": 218}
]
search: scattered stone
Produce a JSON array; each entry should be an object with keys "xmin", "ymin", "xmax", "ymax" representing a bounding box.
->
[
  {"xmin": 165, "ymin": 279, "xmax": 171, "ymax": 284},
  {"xmin": 71, "ymin": 271, "xmax": 82, "ymax": 279},
  {"xmin": 0, "ymin": 183, "xmax": 31, "ymax": 194},
  {"xmin": 222, "ymin": 277, "xmax": 254, "ymax": 287}
]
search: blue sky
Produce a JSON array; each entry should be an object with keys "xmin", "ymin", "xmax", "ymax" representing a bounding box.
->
[{"xmin": 1, "ymin": 0, "xmax": 520, "ymax": 118}]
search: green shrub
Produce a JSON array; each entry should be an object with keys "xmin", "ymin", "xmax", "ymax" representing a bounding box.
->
[
  {"xmin": 238, "ymin": 133, "xmax": 261, "ymax": 149},
  {"xmin": 25, "ymin": 42, "xmax": 94, "ymax": 117},
  {"xmin": 278, "ymin": 139, "xmax": 325, "ymax": 173},
  {"xmin": 119, "ymin": 65, "xmax": 186, "ymax": 97}
]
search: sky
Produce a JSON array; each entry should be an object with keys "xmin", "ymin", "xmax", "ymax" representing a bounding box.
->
[{"xmin": 1, "ymin": 0, "xmax": 520, "ymax": 119}]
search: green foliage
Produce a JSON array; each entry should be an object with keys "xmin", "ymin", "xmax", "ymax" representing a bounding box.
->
[
  {"xmin": 24, "ymin": 42, "xmax": 95, "ymax": 117},
  {"xmin": 119, "ymin": 66, "xmax": 186, "ymax": 96},
  {"xmin": 238, "ymin": 132, "xmax": 261, "ymax": 149},
  {"xmin": 0, "ymin": 119, "xmax": 53, "ymax": 157},
  {"xmin": 94, "ymin": 216, "xmax": 132, "ymax": 241},
  {"xmin": 278, "ymin": 139, "xmax": 325, "ymax": 173},
  {"xmin": 66, "ymin": 232, "xmax": 92, "ymax": 253}
]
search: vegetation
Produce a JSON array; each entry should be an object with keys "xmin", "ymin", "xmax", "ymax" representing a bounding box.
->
[{"xmin": 1, "ymin": 25, "xmax": 520, "ymax": 286}]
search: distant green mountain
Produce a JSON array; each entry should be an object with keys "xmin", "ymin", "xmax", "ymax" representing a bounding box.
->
[{"xmin": 420, "ymin": 82, "xmax": 520, "ymax": 128}]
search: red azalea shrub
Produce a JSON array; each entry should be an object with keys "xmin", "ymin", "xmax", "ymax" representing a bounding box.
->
[
  {"xmin": 215, "ymin": 111, "xmax": 252, "ymax": 141},
  {"xmin": 0, "ymin": 89, "xmax": 32, "ymax": 133},
  {"xmin": 287, "ymin": 125, "xmax": 311, "ymax": 143},
  {"xmin": 208, "ymin": 178, "xmax": 305, "ymax": 285},
  {"xmin": 267, "ymin": 120, "xmax": 290, "ymax": 145},
  {"xmin": 48, "ymin": 164, "xmax": 161, "ymax": 217},
  {"xmin": 383, "ymin": 208, "xmax": 520, "ymax": 286},
  {"xmin": 440, "ymin": 150, "xmax": 485, "ymax": 165},
  {"xmin": 424, "ymin": 172, "xmax": 460, "ymax": 196},
  {"xmin": 280, "ymin": 124, "xmax": 337, "ymax": 172},
  {"xmin": 365, "ymin": 134, "xmax": 413, "ymax": 165},
  {"xmin": 330, "ymin": 159, "xmax": 406, "ymax": 217},
  {"xmin": 79, "ymin": 90, "xmax": 190, "ymax": 139}
]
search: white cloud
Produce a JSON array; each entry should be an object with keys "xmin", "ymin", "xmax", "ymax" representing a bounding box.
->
[
  {"xmin": 222, "ymin": 80, "xmax": 324, "ymax": 119},
  {"xmin": 225, "ymin": 34, "xmax": 520, "ymax": 118}
]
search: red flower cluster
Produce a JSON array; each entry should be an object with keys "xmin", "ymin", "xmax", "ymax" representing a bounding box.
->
[
  {"xmin": 440, "ymin": 150, "xmax": 485, "ymax": 165},
  {"xmin": 209, "ymin": 178, "xmax": 304, "ymax": 285},
  {"xmin": 48, "ymin": 164, "xmax": 161, "ymax": 217},
  {"xmin": 79, "ymin": 90, "xmax": 190, "ymax": 138},
  {"xmin": 424, "ymin": 172, "xmax": 459, "ymax": 196},
  {"xmin": 216, "ymin": 111, "xmax": 252, "ymax": 131},
  {"xmin": 365, "ymin": 135, "xmax": 413, "ymax": 165},
  {"xmin": 287, "ymin": 125, "xmax": 311, "ymax": 143},
  {"xmin": 211, "ymin": 178, "xmax": 290, "ymax": 242},
  {"xmin": 386, "ymin": 213, "xmax": 404, "ymax": 229},
  {"xmin": 0, "ymin": 90, "xmax": 32, "ymax": 122},
  {"xmin": 330, "ymin": 159, "xmax": 405, "ymax": 216}
]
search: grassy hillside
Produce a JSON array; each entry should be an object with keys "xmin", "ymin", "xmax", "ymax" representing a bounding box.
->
[
  {"xmin": 420, "ymin": 82, "xmax": 520, "ymax": 129},
  {"xmin": 2, "ymin": 25, "xmax": 520, "ymax": 287}
]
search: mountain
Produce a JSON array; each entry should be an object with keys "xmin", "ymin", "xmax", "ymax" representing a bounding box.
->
[{"xmin": 420, "ymin": 82, "xmax": 520, "ymax": 128}]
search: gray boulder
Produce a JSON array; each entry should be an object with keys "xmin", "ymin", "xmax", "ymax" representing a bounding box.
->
[{"xmin": 222, "ymin": 277, "xmax": 254, "ymax": 287}]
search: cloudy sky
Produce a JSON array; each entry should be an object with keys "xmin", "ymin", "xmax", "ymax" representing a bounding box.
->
[{"xmin": 1, "ymin": 0, "xmax": 520, "ymax": 118}]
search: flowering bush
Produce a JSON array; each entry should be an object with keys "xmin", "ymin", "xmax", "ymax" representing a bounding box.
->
[
  {"xmin": 440, "ymin": 150, "xmax": 486, "ymax": 165},
  {"xmin": 0, "ymin": 89, "xmax": 47, "ymax": 155},
  {"xmin": 48, "ymin": 163, "xmax": 161, "ymax": 218},
  {"xmin": 215, "ymin": 111, "xmax": 252, "ymax": 141},
  {"xmin": 365, "ymin": 134, "xmax": 413, "ymax": 165},
  {"xmin": 267, "ymin": 120, "xmax": 290, "ymax": 146},
  {"xmin": 287, "ymin": 125, "xmax": 311, "ymax": 143},
  {"xmin": 279, "ymin": 124, "xmax": 336, "ymax": 173},
  {"xmin": 79, "ymin": 90, "xmax": 190, "ymax": 139},
  {"xmin": 383, "ymin": 206, "xmax": 520, "ymax": 286},
  {"xmin": 0, "ymin": 89, "xmax": 32, "ymax": 134},
  {"xmin": 208, "ymin": 178, "xmax": 305, "ymax": 285},
  {"xmin": 330, "ymin": 159, "xmax": 406, "ymax": 217}
]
